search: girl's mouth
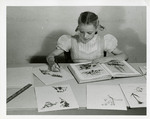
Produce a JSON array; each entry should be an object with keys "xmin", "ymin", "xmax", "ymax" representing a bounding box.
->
[{"xmin": 82, "ymin": 39, "xmax": 90, "ymax": 44}]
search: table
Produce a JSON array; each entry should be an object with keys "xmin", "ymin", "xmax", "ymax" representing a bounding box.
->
[{"xmin": 7, "ymin": 63, "xmax": 146, "ymax": 115}]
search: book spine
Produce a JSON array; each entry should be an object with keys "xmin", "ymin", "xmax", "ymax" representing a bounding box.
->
[{"xmin": 67, "ymin": 65, "xmax": 81, "ymax": 83}]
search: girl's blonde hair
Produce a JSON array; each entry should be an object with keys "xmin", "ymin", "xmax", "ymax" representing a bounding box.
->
[{"xmin": 75, "ymin": 11, "xmax": 104, "ymax": 31}]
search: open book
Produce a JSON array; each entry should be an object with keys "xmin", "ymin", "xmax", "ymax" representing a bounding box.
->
[{"xmin": 68, "ymin": 60, "xmax": 141, "ymax": 83}]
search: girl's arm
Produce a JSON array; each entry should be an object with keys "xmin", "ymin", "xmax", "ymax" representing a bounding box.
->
[
  {"xmin": 93, "ymin": 48, "xmax": 128, "ymax": 64},
  {"xmin": 47, "ymin": 49, "xmax": 64, "ymax": 72},
  {"xmin": 110, "ymin": 47, "xmax": 128, "ymax": 61}
]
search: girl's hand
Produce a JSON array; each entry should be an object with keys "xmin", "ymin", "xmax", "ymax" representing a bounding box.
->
[
  {"xmin": 46, "ymin": 49, "xmax": 64, "ymax": 72},
  {"xmin": 92, "ymin": 57, "xmax": 113, "ymax": 64},
  {"xmin": 47, "ymin": 56, "xmax": 60, "ymax": 72},
  {"xmin": 51, "ymin": 63, "xmax": 60, "ymax": 72}
]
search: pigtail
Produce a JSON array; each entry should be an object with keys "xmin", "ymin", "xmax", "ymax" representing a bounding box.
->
[{"xmin": 99, "ymin": 24, "xmax": 105, "ymax": 31}]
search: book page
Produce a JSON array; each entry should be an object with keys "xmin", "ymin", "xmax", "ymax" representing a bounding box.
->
[
  {"xmin": 87, "ymin": 84, "xmax": 127, "ymax": 110},
  {"xmin": 32, "ymin": 65, "xmax": 72, "ymax": 85},
  {"xmin": 7, "ymin": 67, "xmax": 34, "ymax": 88},
  {"xmin": 70, "ymin": 62, "xmax": 111, "ymax": 80},
  {"xmin": 101, "ymin": 60, "xmax": 141, "ymax": 77},
  {"xmin": 120, "ymin": 83, "xmax": 146, "ymax": 108},
  {"xmin": 35, "ymin": 85, "xmax": 79, "ymax": 112}
]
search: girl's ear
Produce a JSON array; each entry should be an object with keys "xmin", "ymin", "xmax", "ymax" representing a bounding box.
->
[
  {"xmin": 97, "ymin": 24, "xmax": 105, "ymax": 31},
  {"xmin": 99, "ymin": 25, "xmax": 105, "ymax": 31},
  {"xmin": 95, "ymin": 26, "xmax": 99, "ymax": 34},
  {"xmin": 96, "ymin": 20, "xmax": 105, "ymax": 31}
]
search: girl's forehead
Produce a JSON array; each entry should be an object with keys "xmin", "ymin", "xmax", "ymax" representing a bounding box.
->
[{"xmin": 78, "ymin": 24, "xmax": 96, "ymax": 31}]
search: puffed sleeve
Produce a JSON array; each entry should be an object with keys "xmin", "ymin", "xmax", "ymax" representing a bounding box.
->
[
  {"xmin": 56, "ymin": 35, "xmax": 71, "ymax": 52},
  {"xmin": 104, "ymin": 34, "xmax": 118, "ymax": 53}
]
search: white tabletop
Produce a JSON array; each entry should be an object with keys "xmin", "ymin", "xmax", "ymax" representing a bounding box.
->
[{"xmin": 7, "ymin": 63, "xmax": 146, "ymax": 115}]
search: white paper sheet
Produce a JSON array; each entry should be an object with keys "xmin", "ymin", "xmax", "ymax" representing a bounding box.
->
[
  {"xmin": 87, "ymin": 84, "xmax": 127, "ymax": 110},
  {"xmin": 139, "ymin": 66, "xmax": 146, "ymax": 75},
  {"xmin": 32, "ymin": 65, "xmax": 72, "ymax": 85},
  {"xmin": 35, "ymin": 84, "xmax": 79, "ymax": 112},
  {"xmin": 7, "ymin": 67, "xmax": 33, "ymax": 88},
  {"xmin": 120, "ymin": 83, "xmax": 146, "ymax": 108}
]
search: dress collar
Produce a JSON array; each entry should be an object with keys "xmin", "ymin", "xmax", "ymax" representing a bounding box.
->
[{"xmin": 88, "ymin": 34, "xmax": 98, "ymax": 44}]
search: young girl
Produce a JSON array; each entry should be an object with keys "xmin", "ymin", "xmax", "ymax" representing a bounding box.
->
[{"xmin": 47, "ymin": 11, "xmax": 128, "ymax": 72}]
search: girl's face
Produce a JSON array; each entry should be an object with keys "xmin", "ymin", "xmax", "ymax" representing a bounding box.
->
[{"xmin": 78, "ymin": 24, "xmax": 97, "ymax": 44}]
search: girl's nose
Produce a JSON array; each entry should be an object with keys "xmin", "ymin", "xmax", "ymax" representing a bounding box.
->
[{"xmin": 84, "ymin": 33, "xmax": 88, "ymax": 38}]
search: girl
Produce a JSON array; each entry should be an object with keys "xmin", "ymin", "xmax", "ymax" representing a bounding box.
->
[{"xmin": 47, "ymin": 11, "xmax": 128, "ymax": 72}]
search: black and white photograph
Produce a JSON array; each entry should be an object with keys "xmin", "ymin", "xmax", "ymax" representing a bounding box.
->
[
  {"xmin": 0, "ymin": 0, "xmax": 149, "ymax": 119},
  {"xmin": 6, "ymin": 5, "xmax": 147, "ymax": 115}
]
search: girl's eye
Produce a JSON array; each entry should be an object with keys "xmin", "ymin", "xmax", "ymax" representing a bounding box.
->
[
  {"xmin": 87, "ymin": 32, "xmax": 93, "ymax": 35},
  {"xmin": 80, "ymin": 31, "xmax": 93, "ymax": 35},
  {"xmin": 80, "ymin": 31, "xmax": 84, "ymax": 34}
]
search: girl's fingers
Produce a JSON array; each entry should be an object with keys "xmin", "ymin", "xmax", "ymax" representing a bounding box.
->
[
  {"xmin": 51, "ymin": 64, "xmax": 60, "ymax": 72},
  {"xmin": 92, "ymin": 59, "xmax": 100, "ymax": 64},
  {"xmin": 55, "ymin": 63, "xmax": 60, "ymax": 69},
  {"xmin": 92, "ymin": 58, "xmax": 107, "ymax": 64},
  {"xmin": 53, "ymin": 68, "xmax": 60, "ymax": 72}
]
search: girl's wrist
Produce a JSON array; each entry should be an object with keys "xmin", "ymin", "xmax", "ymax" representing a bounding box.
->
[
  {"xmin": 110, "ymin": 55, "xmax": 123, "ymax": 61},
  {"xmin": 47, "ymin": 56, "xmax": 55, "ymax": 62},
  {"xmin": 102, "ymin": 57, "xmax": 115, "ymax": 63}
]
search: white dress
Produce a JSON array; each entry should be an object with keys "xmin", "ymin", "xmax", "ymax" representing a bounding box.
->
[{"xmin": 56, "ymin": 32, "xmax": 118, "ymax": 63}]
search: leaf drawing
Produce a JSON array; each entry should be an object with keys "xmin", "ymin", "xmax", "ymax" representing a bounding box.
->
[
  {"xmin": 136, "ymin": 87, "xmax": 143, "ymax": 92},
  {"xmin": 39, "ymin": 68, "xmax": 62, "ymax": 77},
  {"xmin": 79, "ymin": 63, "xmax": 97, "ymax": 70},
  {"xmin": 53, "ymin": 86, "xmax": 67, "ymax": 93},
  {"xmin": 101, "ymin": 95, "xmax": 123, "ymax": 106},
  {"xmin": 41, "ymin": 101, "xmax": 57, "ymax": 109},
  {"xmin": 51, "ymin": 74, "xmax": 62, "ymax": 78},
  {"xmin": 130, "ymin": 93, "xmax": 143, "ymax": 104},
  {"xmin": 59, "ymin": 97, "xmax": 70, "ymax": 107},
  {"xmin": 107, "ymin": 60, "xmax": 125, "ymax": 72},
  {"xmin": 39, "ymin": 68, "xmax": 51, "ymax": 75},
  {"xmin": 82, "ymin": 69, "xmax": 102, "ymax": 75}
]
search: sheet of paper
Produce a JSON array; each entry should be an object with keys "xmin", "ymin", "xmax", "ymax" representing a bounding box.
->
[
  {"xmin": 87, "ymin": 84, "xmax": 127, "ymax": 110},
  {"xmin": 32, "ymin": 65, "xmax": 72, "ymax": 85},
  {"xmin": 139, "ymin": 66, "xmax": 146, "ymax": 75},
  {"xmin": 35, "ymin": 84, "xmax": 79, "ymax": 112},
  {"xmin": 7, "ymin": 67, "xmax": 34, "ymax": 88},
  {"xmin": 120, "ymin": 83, "xmax": 146, "ymax": 108}
]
